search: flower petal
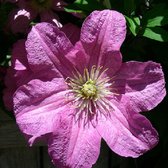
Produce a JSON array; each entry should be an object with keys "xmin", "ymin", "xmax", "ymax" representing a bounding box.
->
[
  {"xmin": 80, "ymin": 10, "xmax": 126, "ymax": 70},
  {"xmin": 96, "ymin": 97, "xmax": 158, "ymax": 158},
  {"xmin": 0, "ymin": 66, "xmax": 6, "ymax": 78},
  {"xmin": 64, "ymin": 42, "xmax": 89, "ymax": 73},
  {"xmin": 114, "ymin": 61, "xmax": 166, "ymax": 112},
  {"xmin": 3, "ymin": 40, "xmax": 31, "ymax": 110},
  {"xmin": 51, "ymin": 0, "xmax": 66, "ymax": 11},
  {"xmin": 11, "ymin": 40, "xmax": 28, "ymax": 70},
  {"xmin": 40, "ymin": 11, "xmax": 62, "ymax": 28},
  {"xmin": 7, "ymin": 8, "xmax": 36, "ymax": 34},
  {"xmin": 48, "ymin": 115, "xmax": 101, "ymax": 168},
  {"xmin": 3, "ymin": 68, "xmax": 17, "ymax": 110},
  {"xmin": 26, "ymin": 23, "xmax": 74, "ymax": 77},
  {"xmin": 61, "ymin": 23, "xmax": 80, "ymax": 45},
  {"xmin": 13, "ymin": 78, "xmax": 69, "ymax": 144}
]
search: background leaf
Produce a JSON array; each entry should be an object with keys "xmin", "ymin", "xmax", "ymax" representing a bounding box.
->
[
  {"xmin": 125, "ymin": 16, "xmax": 140, "ymax": 36},
  {"xmin": 142, "ymin": 27, "xmax": 168, "ymax": 42},
  {"xmin": 124, "ymin": 0, "xmax": 136, "ymax": 15},
  {"xmin": 142, "ymin": 3, "xmax": 168, "ymax": 27}
]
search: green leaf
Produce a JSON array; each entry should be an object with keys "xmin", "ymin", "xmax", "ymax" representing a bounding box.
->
[
  {"xmin": 64, "ymin": 7, "xmax": 83, "ymax": 14},
  {"xmin": 142, "ymin": 3, "xmax": 168, "ymax": 27},
  {"xmin": 146, "ymin": 16, "xmax": 168, "ymax": 27},
  {"xmin": 125, "ymin": 16, "xmax": 140, "ymax": 36},
  {"xmin": 142, "ymin": 27, "xmax": 168, "ymax": 42},
  {"xmin": 65, "ymin": 0, "xmax": 104, "ymax": 14}
]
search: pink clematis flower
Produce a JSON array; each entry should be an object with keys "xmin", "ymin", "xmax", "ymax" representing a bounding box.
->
[
  {"xmin": 3, "ymin": 40, "xmax": 32, "ymax": 110},
  {"xmin": 0, "ymin": 66, "xmax": 7, "ymax": 81},
  {"xmin": 3, "ymin": 23, "xmax": 80, "ymax": 110},
  {"xmin": 7, "ymin": 10, "xmax": 166, "ymax": 168},
  {"xmin": 7, "ymin": 0, "xmax": 65, "ymax": 33}
]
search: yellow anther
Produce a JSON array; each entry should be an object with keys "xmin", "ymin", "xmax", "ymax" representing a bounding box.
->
[{"xmin": 81, "ymin": 79, "xmax": 97, "ymax": 99}]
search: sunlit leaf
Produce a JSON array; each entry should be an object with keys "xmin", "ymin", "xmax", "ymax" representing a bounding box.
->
[
  {"xmin": 125, "ymin": 16, "xmax": 140, "ymax": 36},
  {"xmin": 64, "ymin": 7, "xmax": 83, "ymax": 14},
  {"xmin": 142, "ymin": 3, "xmax": 168, "ymax": 27},
  {"xmin": 142, "ymin": 27, "xmax": 168, "ymax": 42}
]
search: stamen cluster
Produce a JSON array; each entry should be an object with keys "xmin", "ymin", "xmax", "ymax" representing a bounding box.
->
[{"xmin": 68, "ymin": 66, "xmax": 114, "ymax": 120}]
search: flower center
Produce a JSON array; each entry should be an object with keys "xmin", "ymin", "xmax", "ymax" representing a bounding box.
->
[
  {"xmin": 81, "ymin": 79, "xmax": 97, "ymax": 99},
  {"xmin": 67, "ymin": 66, "xmax": 115, "ymax": 121}
]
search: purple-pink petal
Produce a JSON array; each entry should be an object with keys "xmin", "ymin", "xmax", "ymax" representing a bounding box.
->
[
  {"xmin": 51, "ymin": 0, "xmax": 66, "ymax": 11},
  {"xmin": 61, "ymin": 23, "xmax": 80, "ymax": 45},
  {"xmin": 114, "ymin": 61, "xmax": 166, "ymax": 112},
  {"xmin": 11, "ymin": 40, "xmax": 29, "ymax": 70},
  {"xmin": 3, "ymin": 68, "xmax": 16, "ymax": 111},
  {"xmin": 3, "ymin": 40, "xmax": 31, "ymax": 110},
  {"xmin": 8, "ymin": 8, "xmax": 32, "ymax": 34},
  {"xmin": 0, "ymin": 66, "xmax": 7, "ymax": 82},
  {"xmin": 80, "ymin": 10, "xmax": 126, "ymax": 69},
  {"xmin": 14, "ymin": 78, "xmax": 69, "ymax": 144},
  {"xmin": 81, "ymin": 10, "xmax": 126, "ymax": 50},
  {"xmin": 40, "ymin": 11, "xmax": 62, "ymax": 28},
  {"xmin": 64, "ymin": 41, "xmax": 89, "ymax": 73},
  {"xmin": 48, "ymin": 113, "xmax": 101, "ymax": 168},
  {"xmin": 96, "ymin": 96, "xmax": 158, "ymax": 158},
  {"xmin": 76, "ymin": 9, "xmax": 126, "ymax": 78},
  {"xmin": 26, "ymin": 23, "xmax": 74, "ymax": 77}
]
